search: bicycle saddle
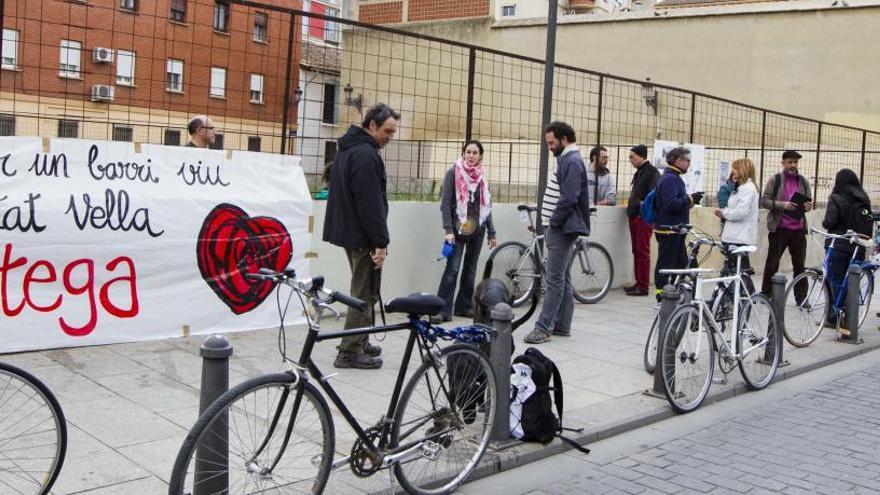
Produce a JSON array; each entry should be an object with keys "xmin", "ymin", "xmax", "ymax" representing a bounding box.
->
[
  {"xmin": 731, "ymin": 245, "xmax": 757, "ymax": 255},
  {"xmin": 385, "ymin": 293, "xmax": 445, "ymax": 316},
  {"xmin": 517, "ymin": 204, "xmax": 539, "ymax": 213}
]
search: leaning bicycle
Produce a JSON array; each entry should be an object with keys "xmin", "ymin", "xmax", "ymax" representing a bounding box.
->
[
  {"xmin": 643, "ymin": 224, "xmax": 756, "ymax": 374},
  {"xmin": 169, "ymin": 268, "xmax": 497, "ymax": 495},
  {"xmin": 658, "ymin": 245, "xmax": 780, "ymax": 414},
  {"xmin": 486, "ymin": 204, "xmax": 614, "ymax": 306},
  {"xmin": 0, "ymin": 362, "xmax": 68, "ymax": 495},
  {"xmin": 782, "ymin": 228, "xmax": 877, "ymax": 347}
]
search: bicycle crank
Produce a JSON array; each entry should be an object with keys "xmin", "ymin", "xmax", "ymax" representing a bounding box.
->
[{"xmin": 349, "ymin": 427, "xmax": 383, "ymax": 477}]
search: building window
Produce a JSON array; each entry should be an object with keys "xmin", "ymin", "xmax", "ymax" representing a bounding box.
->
[
  {"xmin": 166, "ymin": 59, "xmax": 183, "ymax": 92},
  {"xmin": 210, "ymin": 67, "xmax": 226, "ymax": 98},
  {"xmin": 502, "ymin": 4, "xmax": 516, "ymax": 16},
  {"xmin": 213, "ymin": 1, "xmax": 229, "ymax": 32},
  {"xmin": 2, "ymin": 29, "xmax": 19, "ymax": 70},
  {"xmin": 324, "ymin": 140, "xmax": 338, "ymax": 163},
  {"xmin": 322, "ymin": 83, "xmax": 337, "ymax": 124},
  {"xmin": 58, "ymin": 119, "xmax": 79, "ymax": 138},
  {"xmin": 120, "ymin": 0, "xmax": 137, "ymax": 11},
  {"xmin": 0, "ymin": 114, "xmax": 14, "ymax": 136},
  {"xmin": 59, "ymin": 40, "xmax": 81, "ymax": 78},
  {"xmin": 210, "ymin": 133, "xmax": 224, "ymax": 150},
  {"xmin": 113, "ymin": 124, "xmax": 133, "ymax": 142},
  {"xmin": 116, "ymin": 50, "xmax": 135, "ymax": 86},
  {"xmin": 170, "ymin": 0, "xmax": 187, "ymax": 22},
  {"xmin": 325, "ymin": 8, "xmax": 340, "ymax": 44},
  {"xmin": 164, "ymin": 129, "xmax": 181, "ymax": 146},
  {"xmin": 254, "ymin": 12, "xmax": 268, "ymax": 42},
  {"xmin": 250, "ymin": 74, "xmax": 263, "ymax": 103},
  {"xmin": 301, "ymin": 0, "xmax": 310, "ymax": 33},
  {"xmin": 247, "ymin": 136, "xmax": 261, "ymax": 152}
]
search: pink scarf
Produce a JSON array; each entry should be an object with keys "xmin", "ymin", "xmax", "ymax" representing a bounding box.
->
[{"xmin": 454, "ymin": 157, "xmax": 491, "ymax": 229}]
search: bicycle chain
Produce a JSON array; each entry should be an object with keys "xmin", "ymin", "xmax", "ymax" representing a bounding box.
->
[{"xmin": 349, "ymin": 427, "xmax": 382, "ymax": 477}]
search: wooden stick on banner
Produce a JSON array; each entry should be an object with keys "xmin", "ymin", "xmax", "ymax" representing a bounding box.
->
[
  {"xmin": 308, "ymin": 216, "xmax": 314, "ymax": 234},
  {"xmin": 182, "ymin": 325, "xmax": 191, "ymax": 337},
  {"xmin": 42, "ymin": 137, "xmax": 51, "ymax": 153},
  {"xmin": 305, "ymin": 251, "xmax": 318, "ymax": 259}
]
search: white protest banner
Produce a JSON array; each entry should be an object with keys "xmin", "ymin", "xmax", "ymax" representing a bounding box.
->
[
  {"xmin": 0, "ymin": 137, "xmax": 311, "ymax": 353},
  {"xmin": 652, "ymin": 140, "xmax": 706, "ymax": 194}
]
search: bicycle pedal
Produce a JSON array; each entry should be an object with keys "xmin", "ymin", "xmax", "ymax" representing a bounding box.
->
[{"xmin": 712, "ymin": 376, "xmax": 728, "ymax": 385}]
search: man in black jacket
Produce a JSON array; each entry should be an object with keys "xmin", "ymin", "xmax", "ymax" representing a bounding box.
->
[
  {"xmin": 323, "ymin": 103, "xmax": 400, "ymax": 369},
  {"xmin": 625, "ymin": 145, "xmax": 659, "ymax": 296},
  {"xmin": 523, "ymin": 121, "xmax": 591, "ymax": 344}
]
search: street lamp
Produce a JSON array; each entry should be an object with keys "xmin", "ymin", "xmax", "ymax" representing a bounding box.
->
[
  {"xmin": 642, "ymin": 78, "xmax": 658, "ymax": 115},
  {"xmin": 343, "ymin": 83, "xmax": 363, "ymax": 114}
]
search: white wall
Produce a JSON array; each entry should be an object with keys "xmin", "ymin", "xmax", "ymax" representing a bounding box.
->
[{"xmin": 309, "ymin": 201, "xmax": 828, "ymax": 299}]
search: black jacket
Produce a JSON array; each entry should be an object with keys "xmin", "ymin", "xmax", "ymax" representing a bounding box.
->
[
  {"xmin": 822, "ymin": 187, "xmax": 873, "ymax": 252},
  {"xmin": 550, "ymin": 149, "xmax": 591, "ymax": 236},
  {"xmin": 627, "ymin": 161, "xmax": 659, "ymax": 218},
  {"xmin": 322, "ymin": 125, "xmax": 390, "ymax": 250}
]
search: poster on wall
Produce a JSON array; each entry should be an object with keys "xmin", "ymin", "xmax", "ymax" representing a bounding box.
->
[
  {"xmin": 652, "ymin": 140, "xmax": 706, "ymax": 194},
  {"xmin": 0, "ymin": 137, "xmax": 311, "ymax": 353},
  {"xmin": 719, "ymin": 160, "xmax": 730, "ymax": 189}
]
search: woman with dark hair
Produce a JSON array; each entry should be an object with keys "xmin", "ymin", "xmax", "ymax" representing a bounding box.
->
[
  {"xmin": 432, "ymin": 140, "xmax": 498, "ymax": 323},
  {"xmin": 822, "ymin": 168, "xmax": 873, "ymax": 333}
]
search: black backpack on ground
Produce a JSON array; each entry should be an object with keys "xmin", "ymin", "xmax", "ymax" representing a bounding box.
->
[{"xmin": 510, "ymin": 347, "xmax": 590, "ymax": 454}]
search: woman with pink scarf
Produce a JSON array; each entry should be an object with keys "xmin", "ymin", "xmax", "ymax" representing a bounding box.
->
[{"xmin": 431, "ymin": 140, "xmax": 498, "ymax": 323}]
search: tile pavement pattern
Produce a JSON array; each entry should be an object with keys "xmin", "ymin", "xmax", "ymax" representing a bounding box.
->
[{"xmin": 529, "ymin": 363, "xmax": 880, "ymax": 495}]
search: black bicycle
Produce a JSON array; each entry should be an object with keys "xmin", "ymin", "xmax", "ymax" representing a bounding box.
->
[
  {"xmin": 0, "ymin": 362, "xmax": 68, "ymax": 495},
  {"xmin": 168, "ymin": 268, "xmax": 497, "ymax": 495}
]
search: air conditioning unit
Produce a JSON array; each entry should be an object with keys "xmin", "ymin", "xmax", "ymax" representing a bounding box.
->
[
  {"xmin": 91, "ymin": 84, "xmax": 115, "ymax": 102},
  {"xmin": 93, "ymin": 47, "xmax": 114, "ymax": 64}
]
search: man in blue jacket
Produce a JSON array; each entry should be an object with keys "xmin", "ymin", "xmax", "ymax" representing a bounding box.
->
[
  {"xmin": 524, "ymin": 121, "xmax": 591, "ymax": 344},
  {"xmin": 323, "ymin": 103, "xmax": 400, "ymax": 369},
  {"xmin": 653, "ymin": 146, "xmax": 704, "ymax": 296}
]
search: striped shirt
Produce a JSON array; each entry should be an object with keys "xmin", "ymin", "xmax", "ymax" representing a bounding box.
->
[{"xmin": 541, "ymin": 144, "xmax": 579, "ymax": 225}]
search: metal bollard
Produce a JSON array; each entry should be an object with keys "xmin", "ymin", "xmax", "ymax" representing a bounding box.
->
[
  {"xmin": 650, "ymin": 285, "xmax": 679, "ymax": 396},
  {"xmin": 769, "ymin": 273, "xmax": 790, "ymax": 367},
  {"xmin": 842, "ymin": 264, "xmax": 863, "ymax": 344},
  {"xmin": 489, "ymin": 303, "xmax": 513, "ymax": 443},
  {"xmin": 194, "ymin": 334, "xmax": 233, "ymax": 495}
]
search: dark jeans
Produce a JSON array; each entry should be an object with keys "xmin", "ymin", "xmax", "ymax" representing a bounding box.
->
[
  {"xmin": 535, "ymin": 226, "xmax": 577, "ymax": 334},
  {"xmin": 629, "ymin": 216, "xmax": 653, "ymax": 290},
  {"xmin": 828, "ymin": 246, "xmax": 864, "ymax": 319},
  {"xmin": 655, "ymin": 233, "xmax": 688, "ymax": 291},
  {"xmin": 339, "ymin": 248, "xmax": 377, "ymax": 354},
  {"xmin": 761, "ymin": 229, "xmax": 807, "ymax": 296},
  {"xmin": 437, "ymin": 230, "xmax": 485, "ymax": 317}
]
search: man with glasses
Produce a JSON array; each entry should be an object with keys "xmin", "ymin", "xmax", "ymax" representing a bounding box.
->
[
  {"xmin": 653, "ymin": 146, "xmax": 703, "ymax": 297},
  {"xmin": 186, "ymin": 115, "xmax": 217, "ymax": 148}
]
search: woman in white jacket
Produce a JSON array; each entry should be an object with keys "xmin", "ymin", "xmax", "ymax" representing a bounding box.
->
[{"xmin": 714, "ymin": 158, "xmax": 759, "ymax": 271}]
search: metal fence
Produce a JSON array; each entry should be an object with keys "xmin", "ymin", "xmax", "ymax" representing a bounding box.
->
[{"xmin": 2, "ymin": 0, "xmax": 878, "ymax": 204}]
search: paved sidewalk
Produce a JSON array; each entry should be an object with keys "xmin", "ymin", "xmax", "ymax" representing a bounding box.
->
[{"xmin": 2, "ymin": 279, "xmax": 879, "ymax": 494}]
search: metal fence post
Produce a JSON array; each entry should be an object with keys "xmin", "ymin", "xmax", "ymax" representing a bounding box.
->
[
  {"xmin": 769, "ymin": 273, "xmax": 789, "ymax": 367},
  {"xmin": 194, "ymin": 334, "xmax": 233, "ymax": 495},
  {"xmin": 649, "ymin": 285, "xmax": 679, "ymax": 396},
  {"xmin": 842, "ymin": 264, "xmax": 864, "ymax": 344},
  {"xmin": 489, "ymin": 303, "xmax": 513, "ymax": 443}
]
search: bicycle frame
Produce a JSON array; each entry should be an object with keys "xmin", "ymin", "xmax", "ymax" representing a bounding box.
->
[
  {"xmin": 809, "ymin": 230, "xmax": 870, "ymax": 314},
  {"xmin": 251, "ymin": 292, "xmax": 468, "ymax": 476}
]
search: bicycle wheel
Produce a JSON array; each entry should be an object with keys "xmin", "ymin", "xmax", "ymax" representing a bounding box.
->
[
  {"xmin": 738, "ymin": 293, "xmax": 780, "ymax": 390},
  {"xmin": 168, "ymin": 373, "xmax": 334, "ymax": 495},
  {"xmin": 0, "ymin": 363, "xmax": 67, "ymax": 495},
  {"xmin": 643, "ymin": 314, "xmax": 660, "ymax": 374},
  {"xmin": 659, "ymin": 304, "xmax": 714, "ymax": 414},
  {"xmin": 570, "ymin": 239, "xmax": 614, "ymax": 304},
  {"xmin": 859, "ymin": 269, "xmax": 874, "ymax": 328},
  {"xmin": 391, "ymin": 344, "xmax": 497, "ymax": 495},
  {"xmin": 486, "ymin": 241, "xmax": 538, "ymax": 307},
  {"xmin": 783, "ymin": 269, "xmax": 829, "ymax": 347}
]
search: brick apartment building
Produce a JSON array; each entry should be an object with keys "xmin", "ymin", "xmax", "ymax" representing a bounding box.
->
[{"xmin": 0, "ymin": 0, "xmax": 311, "ymax": 151}]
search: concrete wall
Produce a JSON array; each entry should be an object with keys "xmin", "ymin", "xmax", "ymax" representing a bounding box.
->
[
  {"xmin": 309, "ymin": 200, "xmax": 827, "ymax": 299},
  {"xmin": 379, "ymin": 2, "xmax": 880, "ymax": 130}
]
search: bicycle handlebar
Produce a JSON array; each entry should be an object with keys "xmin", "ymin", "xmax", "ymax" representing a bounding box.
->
[
  {"xmin": 244, "ymin": 270, "xmax": 368, "ymax": 312},
  {"xmin": 809, "ymin": 227, "xmax": 867, "ymax": 243}
]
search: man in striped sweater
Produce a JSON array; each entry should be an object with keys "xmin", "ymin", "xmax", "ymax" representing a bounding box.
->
[{"xmin": 524, "ymin": 121, "xmax": 591, "ymax": 344}]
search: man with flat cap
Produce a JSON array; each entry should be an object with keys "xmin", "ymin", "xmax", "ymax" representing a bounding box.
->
[
  {"xmin": 186, "ymin": 115, "xmax": 217, "ymax": 148},
  {"xmin": 760, "ymin": 150, "xmax": 813, "ymax": 297},
  {"xmin": 624, "ymin": 144, "xmax": 659, "ymax": 296}
]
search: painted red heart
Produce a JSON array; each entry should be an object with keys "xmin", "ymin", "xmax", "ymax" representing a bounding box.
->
[{"xmin": 197, "ymin": 203, "xmax": 293, "ymax": 314}]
